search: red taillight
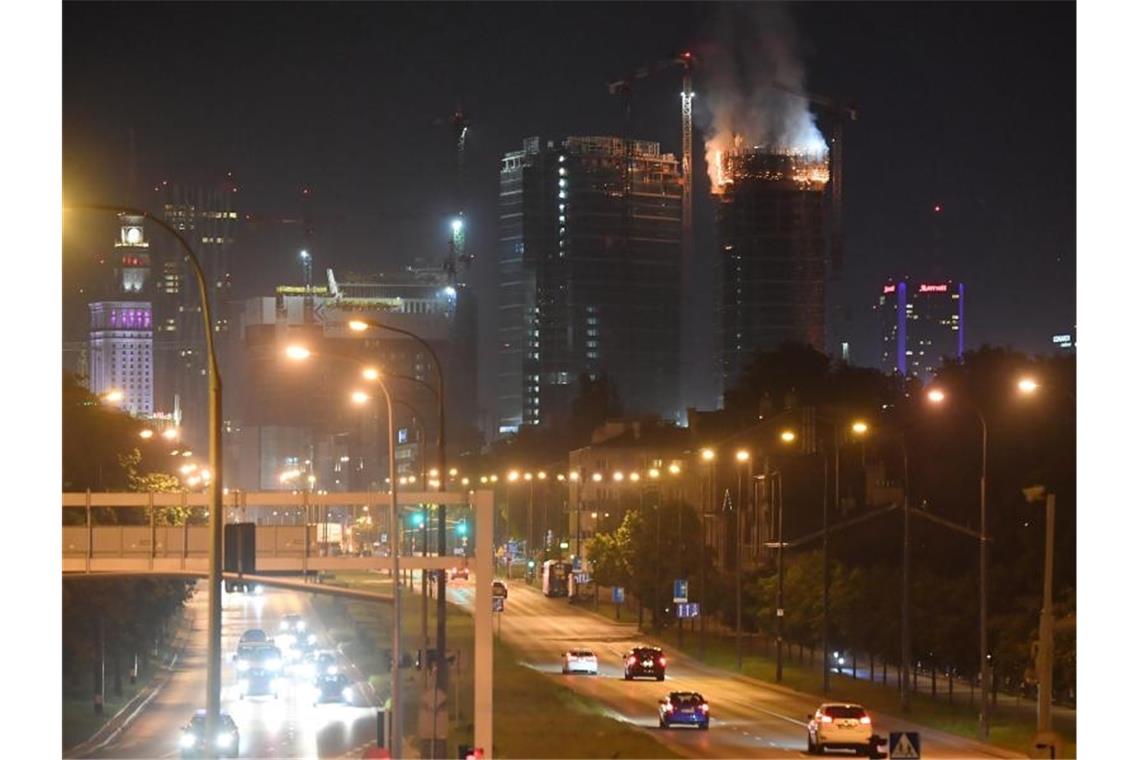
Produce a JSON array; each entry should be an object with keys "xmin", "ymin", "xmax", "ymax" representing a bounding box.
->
[
  {"xmin": 700, "ymin": 703, "xmax": 709, "ymax": 712},
  {"xmin": 664, "ymin": 704, "xmax": 674, "ymax": 712},
  {"xmin": 627, "ymin": 656, "xmax": 637, "ymax": 665},
  {"xmin": 819, "ymin": 715, "xmax": 833, "ymax": 724},
  {"xmin": 658, "ymin": 657, "xmax": 666, "ymax": 665},
  {"xmin": 859, "ymin": 716, "xmax": 871, "ymax": 725}
]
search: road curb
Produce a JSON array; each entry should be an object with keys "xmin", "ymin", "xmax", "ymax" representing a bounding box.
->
[{"xmin": 65, "ymin": 587, "xmax": 200, "ymax": 758}]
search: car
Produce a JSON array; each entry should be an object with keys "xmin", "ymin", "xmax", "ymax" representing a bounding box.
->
[
  {"xmin": 561, "ymin": 649, "xmax": 599, "ymax": 675},
  {"xmin": 239, "ymin": 666, "xmax": 282, "ymax": 699},
  {"xmin": 313, "ymin": 673, "xmax": 352, "ymax": 705},
  {"xmin": 238, "ymin": 629, "xmax": 268, "ymax": 645},
  {"xmin": 623, "ymin": 646, "xmax": 666, "ymax": 680},
  {"xmin": 235, "ymin": 643, "xmax": 283, "ymax": 676},
  {"xmin": 308, "ymin": 651, "xmax": 339, "ymax": 677},
  {"xmin": 492, "ymin": 581, "xmax": 508, "ymax": 599},
  {"xmin": 225, "ymin": 579, "xmax": 264, "ymax": 594},
  {"xmin": 806, "ymin": 702, "xmax": 875, "ymax": 756},
  {"xmin": 658, "ymin": 691, "xmax": 710, "ymax": 730},
  {"xmin": 450, "ymin": 567, "xmax": 469, "ymax": 581},
  {"xmin": 279, "ymin": 614, "xmax": 307, "ymax": 634},
  {"xmin": 179, "ymin": 710, "xmax": 239, "ymax": 758}
]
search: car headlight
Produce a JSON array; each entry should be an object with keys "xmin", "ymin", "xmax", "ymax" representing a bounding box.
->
[
  {"xmin": 254, "ymin": 584, "xmax": 264, "ymax": 594},
  {"xmin": 279, "ymin": 621, "xmax": 288, "ymax": 630},
  {"xmin": 307, "ymin": 634, "xmax": 317, "ymax": 644},
  {"xmin": 342, "ymin": 686, "xmax": 353, "ymax": 701},
  {"xmin": 326, "ymin": 665, "xmax": 337, "ymax": 675},
  {"xmin": 216, "ymin": 732, "xmax": 234, "ymax": 749},
  {"xmin": 297, "ymin": 620, "xmax": 306, "ymax": 630},
  {"xmin": 179, "ymin": 733, "xmax": 196, "ymax": 749},
  {"xmin": 237, "ymin": 660, "xmax": 250, "ymax": 672}
]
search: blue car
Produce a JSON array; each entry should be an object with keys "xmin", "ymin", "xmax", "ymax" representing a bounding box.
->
[{"xmin": 658, "ymin": 691, "xmax": 710, "ymax": 730}]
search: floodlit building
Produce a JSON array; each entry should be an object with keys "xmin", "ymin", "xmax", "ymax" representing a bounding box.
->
[
  {"xmin": 87, "ymin": 214, "xmax": 154, "ymax": 416},
  {"xmin": 712, "ymin": 148, "xmax": 829, "ymax": 394},
  {"xmin": 497, "ymin": 136, "xmax": 683, "ymax": 434},
  {"xmin": 876, "ymin": 278, "xmax": 965, "ymax": 380}
]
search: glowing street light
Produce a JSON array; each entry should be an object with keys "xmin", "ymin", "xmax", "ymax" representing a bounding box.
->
[
  {"xmin": 735, "ymin": 449, "xmax": 750, "ymax": 463},
  {"xmin": 612, "ymin": 471, "xmax": 624, "ymax": 482},
  {"xmin": 537, "ymin": 471, "xmax": 547, "ymax": 480},
  {"xmin": 1017, "ymin": 377, "xmax": 1039, "ymax": 394},
  {"xmin": 927, "ymin": 388, "xmax": 946, "ymax": 404},
  {"xmin": 629, "ymin": 472, "xmax": 641, "ymax": 483},
  {"xmin": 508, "ymin": 470, "xmax": 520, "ymax": 483},
  {"xmin": 700, "ymin": 447, "xmax": 715, "ymax": 462},
  {"xmin": 139, "ymin": 429, "xmax": 154, "ymax": 440},
  {"xmin": 101, "ymin": 389, "xmax": 124, "ymax": 404},
  {"xmin": 648, "ymin": 468, "xmax": 661, "ymax": 480},
  {"xmin": 162, "ymin": 428, "xmax": 179, "ymax": 441},
  {"xmin": 851, "ymin": 421, "xmax": 869, "ymax": 435},
  {"xmin": 180, "ymin": 463, "xmax": 198, "ymax": 475},
  {"xmin": 350, "ymin": 390, "xmax": 370, "ymax": 405},
  {"xmin": 361, "ymin": 367, "xmax": 380, "ymax": 381},
  {"xmin": 668, "ymin": 463, "xmax": 682, "ymax": 475},
  {"xmin": 524, "ymin": 472, "xmax": 533, "ymax": 482},
  {"xmin": 569, "ymin": 472, "xmax": 580, "ymax": 482},
  {"xmin": 285, "ymin": 345, "xmax": 311, "ymax": 361},
  {"xmin": 591, "ymin": 472, "xmax": 603, "ymax": 483},
  {"xmin": 780, "ymin": 430, "xmax": 797, "ymax": 444}
]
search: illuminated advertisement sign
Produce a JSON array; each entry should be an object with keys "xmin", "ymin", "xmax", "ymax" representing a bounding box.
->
[
  {"xmin": 397, "ymin": 428, "xmax": 409, "ymax": 445},
  {"xmin": 918, "ymin": 283, "xmax": 949, "ymax": 293},
  {"xmin": 883, "ymin": 284, "xmax": 896, "ymax": 294}
]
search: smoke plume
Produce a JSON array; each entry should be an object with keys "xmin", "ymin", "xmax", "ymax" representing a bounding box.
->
[{"xmin": 698, "ymin": 4, "xmax": 828, "ymax": 189}]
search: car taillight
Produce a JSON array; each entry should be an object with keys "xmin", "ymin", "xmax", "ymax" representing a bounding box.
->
[
  {"xmin": 658, "ymin": 657, "xmax": 666, "ymax": 665},
  {"xmin": 627, "ymin": 656, "xmax": 637, "ymax": 665},
  {"xmin": 664, "ymin": 704, "xmax": 673, "ymax": 712},
  {"xmin": 859, "ymin": 716, "xmax": 872, "ymax": 725},
  {"xmin": 819, "ymin": 715, "xmax": 833, "ymax": 723},
  {"xmin": 700, "ymin": 703, "xmax": 709, "ymax": 712}
]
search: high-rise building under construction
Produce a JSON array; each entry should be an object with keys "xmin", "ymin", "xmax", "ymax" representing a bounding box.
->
[
  {"xmin": 712, "ymin": 147, "xmax": 829, "ymax": 392},
  {"xmin": 497, "ymin": 136, "xmax": 683, "ymax": 433}
]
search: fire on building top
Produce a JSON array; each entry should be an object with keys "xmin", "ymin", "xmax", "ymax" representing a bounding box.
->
[{"xmin": 712, "ymin": 146, "xmax": 829, "ymax": 195}]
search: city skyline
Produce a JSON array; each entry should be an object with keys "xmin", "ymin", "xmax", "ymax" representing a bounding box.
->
[{"xmin": 63, "ymin": 3, "xmax": 1075, "ymax": 412}]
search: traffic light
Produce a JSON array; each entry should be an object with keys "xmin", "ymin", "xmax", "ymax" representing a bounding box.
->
[{"xmin": 456, "ymin": 520, "xmax": 468, "ymax": 536}]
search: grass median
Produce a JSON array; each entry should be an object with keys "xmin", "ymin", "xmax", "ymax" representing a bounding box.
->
[
  {"xmin": 666, "ymin": 628, "xmax": 1075, "ymax": 757},
  {"xmin": 311, "ymin": 571, "xmax": 678, "ymax": 758}
]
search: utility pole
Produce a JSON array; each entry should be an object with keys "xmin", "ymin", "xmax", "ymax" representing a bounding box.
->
[
  {"xmin": 821, "ymin": 447, "xmax": 830, "ymax": 694},
  {"xmin": 1039, "ymin": 491, "xmax": 1055, "ymax": 734},
  {"xmin": 900, "ymin": 437, "xmax": 911, "ymax": 712}
]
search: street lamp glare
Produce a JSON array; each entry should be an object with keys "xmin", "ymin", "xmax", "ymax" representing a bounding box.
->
[
  {"xmin": 351, "ymin": 390, "xmax": 370, "ymax": 405},
  {"xmin": 613, "ymin": 471, "xmax": 624, "ymax": 482},
  {"xmin": 449, "ymin": 467, "xmax": 459, "ymax": 477},
  {"xmin": 735, "ymin": 449, "xmax": 750, "ymax": 463},
  {"xmin": 508, "ymin": 470, "xmax": 519, "ymax": 482},
  {"xmin": 362, "ymin": 367, "xmax": 380, "ymax": 381},
  {"xmin": 591, "ymin": 472, "xmax": 603, "ymax": 483},
  {"xmin": 1018, "ymin": 377, "xmax": 1039, "ymax": 394},
  {"xmin": 139, "ymin": 429, "xmax": 154, "ymax": 439},
  {"xmin": 927, "ymin": 388, "xmax": 946, "ymax": 404},
  {"xmin": 429, "ymin": 468, "xmax": 440, "ymax": 478},
  {"xmin": 451, "ymin": 218, "xmax": 463, "ymax": 233},
  {"xmin": 851, "ymin": 421, "xmax": 869, "ymax": 435},
  {"xmin": 537, "ymin": 471, "xmax": 547, "ymax": 480},
  {"xmin": 700, "ymin": 447, "xmax": 715, "ymax": 462},
  {"xmin": 102, "ymin": 389, "xmax": 124, "ymax": 404},
  {"xmin": 780, "ymin": 430, "xmax": 796, "ymax": 443},
  {"xmin": 285, "ymin": 345, "xmax": 311, "ymax": 360},
  {"xmin": 347, "ymin": 319, "xmax": 370, "ymax": 332},
  {"xmin": 629, "ymin": 472, "xmax": 640, "ymax": 482},
  {"xmin": 524, "ymin": 472, "xmax": 533, "ymax": 481},
  {"xmin": 649, "ymin": 468, "xmax": 660, "ymax": 479},
  {"xmin": 162, "ymin": 428, "xmax": 179, "ymax": 441},
  {"xmin": 569, "ymin": 472, "xmax": 580, "ymax": 481},
  {"xmin": 669, "ymin": 463, "xmax": 682, "ymax": 475}
]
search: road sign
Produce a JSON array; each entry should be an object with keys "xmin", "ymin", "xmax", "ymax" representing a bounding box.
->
[
  {"xmin": 612, "ymin": 586, "xmax": 625, "ymax": 604},
  {"xmin": 676, "ymin": 602, "xmax": 700, "ymax": 619},
  {"xmin": 889, "ymin": 731, "xmax": 921, "ymax": 759},
  {"xmin": 491, "ymin": 597, "xmax": 504, "ymax": 613},
  {"xmin": 573, "ymin": 572, "xmax": 590, "ymax": 585},
  {"xmin": 673, "ymin": 579, "xmax": 688, "ymax": 603}
]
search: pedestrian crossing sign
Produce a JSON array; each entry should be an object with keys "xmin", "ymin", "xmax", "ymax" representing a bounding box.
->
[{"xmin": 889, "ymin": 731, "xmax": 921, "ymax": 759}]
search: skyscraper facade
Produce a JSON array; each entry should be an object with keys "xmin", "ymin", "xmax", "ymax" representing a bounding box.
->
[
  {"xmin": 88, "ymin": 214, "xmax": 154, "ymax": 415},
  {"xmin": 876, "ymin": 278, "xmax": 965, "ymax": 380},
  {"xmin": 712, "ymin": 148, "xmax": 829, "ymax": 395},
  {"xmin": 497, "ymin": 136, "xmax": 683, "ymax": 434}
]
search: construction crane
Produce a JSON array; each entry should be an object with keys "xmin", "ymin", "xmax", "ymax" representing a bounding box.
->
[
  {"xmin": 607, "ymin": 51, "xmax": 698, "ymax": 274},
  {"xmin": 769, "ymin": 83, "xmax": 858, "ymax": 273},
  {"xmin": 433, "ymin": 104, "xmax": 475, "ymax": 285}
]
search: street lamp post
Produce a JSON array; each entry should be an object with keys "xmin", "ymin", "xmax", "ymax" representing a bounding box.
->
[
  {"xmin": 928, "ymin": 387, "xmax": 990, "ymax": 740},
  {"xmin": 70, "ymin": 204, "xmax": 225, "ymax": 744},
  {"xmin": 899, "ymin": 434, "xmax": 912, "ymax": 712},
  {"xmin": 349, "ymin": 317, "xmax": 450, "ymax": 742},
  {"xmin": 699, "ymin": 448, "xmax": 715, "ymax": 659},
  {"xmin": 734, "ymin": 449, "xmax": 751, "ymax": 672}
]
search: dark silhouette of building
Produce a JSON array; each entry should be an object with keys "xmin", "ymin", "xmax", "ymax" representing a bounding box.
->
[{"xmin": 497, "ymin": 136, "xmax": 683, "ymax": 434}]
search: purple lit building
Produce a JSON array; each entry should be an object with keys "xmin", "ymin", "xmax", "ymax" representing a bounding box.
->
[
  {"xmin": 876, "ymin": 278, "xmax": 964, "ymax": 381},
  {"xmin": 88, "ymin": 214, "xmax": 154, "ymax": 415}
]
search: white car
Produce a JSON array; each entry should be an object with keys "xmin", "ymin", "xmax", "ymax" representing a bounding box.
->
[
  {"xmin": 806, "ymin": 703, "xmax": 874, "ymax": 756},
  {"xmin": 561, "ymin": 649, "xmax": 598, "ymax": 675}
]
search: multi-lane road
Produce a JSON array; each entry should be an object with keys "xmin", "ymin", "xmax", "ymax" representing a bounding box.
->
[
  {"xmin": 448, "ymin": 577, "xmax": 1025, "ymax": 759},
  {"xmin": 88, "ymin": 583, "xmax": 380, "ymax": 759},
  {"xmin": 81, "ymin": 574, "xmax": 1025, "ymax": 758}
]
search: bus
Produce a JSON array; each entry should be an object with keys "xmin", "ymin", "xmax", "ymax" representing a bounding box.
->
[{"xmin": 541, "ymin": 560, "xmax": 572, "ymax": 597}]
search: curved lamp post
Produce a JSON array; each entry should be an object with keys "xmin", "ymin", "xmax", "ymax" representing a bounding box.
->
[{"xmin": 68, "ymin": 203, "xmax": 226, "ymax": 743}]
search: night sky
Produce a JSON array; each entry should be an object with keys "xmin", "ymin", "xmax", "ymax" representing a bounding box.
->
[{"xmin": 63, "ymin": 2, "xmax": 1075, "ymax": 413}]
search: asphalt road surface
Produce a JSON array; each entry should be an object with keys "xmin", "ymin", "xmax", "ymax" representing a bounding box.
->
[
  {"xmin": 448, "ymin": 576, "xmax": 1024, "ymax": 759},
  {"xmin": 89, "ymin": 583, "xmax": 381, "ymax": 759}
]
